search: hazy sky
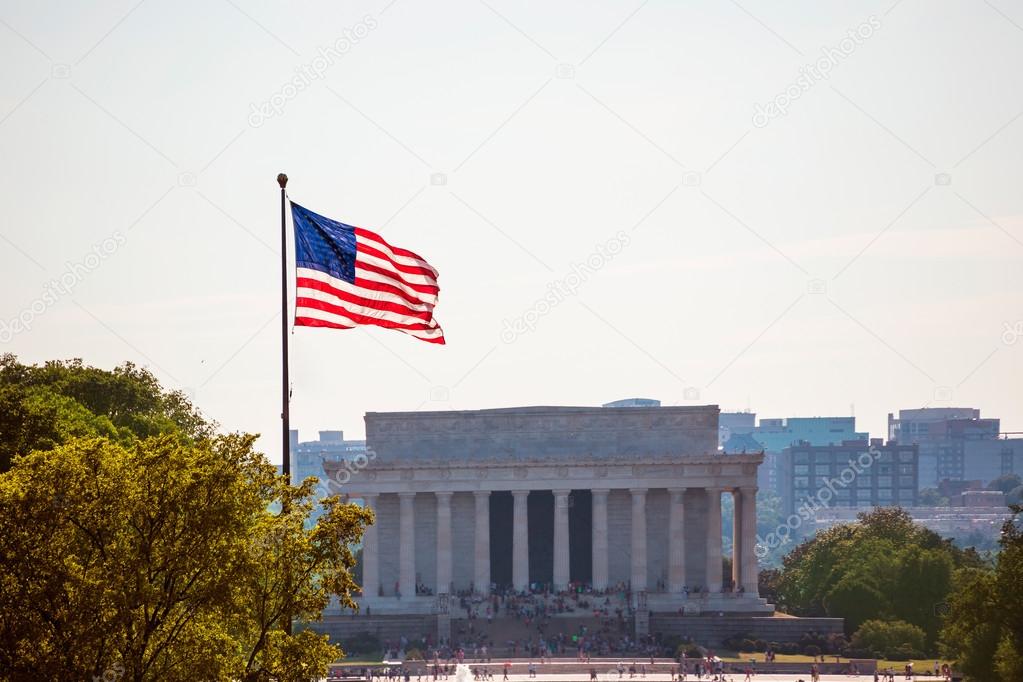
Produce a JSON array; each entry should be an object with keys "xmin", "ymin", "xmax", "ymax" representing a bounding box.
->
[{"xmin": 2, "ymin": 0, "xmax": 1021, "ymax": 462}]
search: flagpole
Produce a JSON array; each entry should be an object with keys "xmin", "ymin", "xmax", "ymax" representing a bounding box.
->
[
  {"xmin": 278, "ymin": 172, "xmax": 290, "ymax": 486},
  {"xmin": 278, "ymin": 172, "xmax": 292, "ymax": 637}
]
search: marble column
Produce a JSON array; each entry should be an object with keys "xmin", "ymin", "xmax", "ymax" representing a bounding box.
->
[
  {"xmin": 553, "ymin": 489, "xmax": 571, "ymax": 591},
  {"xmin": 512, "ymin": 490, "xmax": 530, "ymax": 591},
  {"xmin": 668, "ymin": 488, "xmax": 686, "ymax": 593},
  {"xmin": 361, "ymin": 494, "xmax": 379, "ymax": 598},
  {"xmin": 398, "ymin": 492, "xmax": 416, "ymax": 598},
  {"xmin": 732, "ymin": 489, "xmax": 742, "ymax": 590},
  {"xmin": 630, "ymin": 488, "xmax": 647, "ymax": 591},
  {"xmin": 741, "ymin": 486, "xmax": 759, "ymax": 595},
  {"xmin": 705, "ymin": 487, "xmax": 722, "ymax": 593},
  {"xmin": 591, "ymin": 489, "xmax": 609, "ymax": 591},
  {"xmin": 435, "ymin": 491, "xmax": 453, "ymax": 595},
  {"xmin": 473, "ymin": 491, "xmax": 491, "ymax": 594}
]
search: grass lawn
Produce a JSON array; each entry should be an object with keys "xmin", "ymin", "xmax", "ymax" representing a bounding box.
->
[
  {"xmin": 718, "ymin": 652, "xmax": 953, "ymax": 670},
  {"xmin": 333, "ymin": 655, "xmax": 385, "ymax": 665}
]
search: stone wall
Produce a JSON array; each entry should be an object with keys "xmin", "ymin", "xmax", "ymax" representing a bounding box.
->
[
  {"xmin": 308, "ymin": 615, "xmax": 436, "ymax": 647},
  {"xmin": 649, "ymin": 614, "xmax": 844, "ymax": 646},
  {"xmin": 365, "ymin": 405, "xmax": 719, "ymax": 462}
]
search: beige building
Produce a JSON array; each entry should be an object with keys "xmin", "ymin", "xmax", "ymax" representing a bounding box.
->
[{"xmin": 324, "ymin": 404, "xmax": 772, "ymax": 633}]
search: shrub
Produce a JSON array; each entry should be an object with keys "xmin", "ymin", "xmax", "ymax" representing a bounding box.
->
[
  {"xmin": 824, "ymin": 633, "xmax": 849, "ymax": 655},
  {"xmin": 723, "ymin": 633, "xmax": 755, "ymax": 651},
  {"xmin": 753, "ymin": 639, "xmax": 767, "ymax": 652},
  {"xmin": 344, "ymin": 631, "xmax": 383, "ymax": 655},
  {"xmin": 779, "ymin": 642, "xmax": 800, "ymax": 655},
  {"xmin": 677, "ymin": 644, "xmax": 703, "ymax": 659},
  {"xmin": 803, "ymin": 644, "xmax": 821, "ymax": 657},
  {"xmin": 660, "ymin": 635, "xmax": 682, "ymax": 655},
  {"xmin": 851, "ymin": 620, "xmax": 926, "ymax": 659},
  {"xmin": 884, "ymin": 645, "xmax": 924, "ymax": 661},
  {"xmin": 405, "ymin": 648, "xmax": 423, "ymax": 661}
]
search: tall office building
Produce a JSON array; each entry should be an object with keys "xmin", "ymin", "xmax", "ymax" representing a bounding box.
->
[
  {"xmin": 780, "ymin": 438, "xmax": 918, "ymax": 516},
  {"xmin": 887, "ymin": 408, "xmax": 1000, "ymax": 488},
  {"xmin": 722, "ymin": 415, "xmax": 868, "ymax": 494}
]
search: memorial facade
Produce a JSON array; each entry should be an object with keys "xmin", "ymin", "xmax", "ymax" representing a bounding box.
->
[{"xmin": 324, "ymin": 404, "xmax": 772, "ymax": 620}]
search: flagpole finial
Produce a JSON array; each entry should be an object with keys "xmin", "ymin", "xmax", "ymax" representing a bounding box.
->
[{"xmin": 277, "ymin": 173, "xmax": 288, "ymax": 189}]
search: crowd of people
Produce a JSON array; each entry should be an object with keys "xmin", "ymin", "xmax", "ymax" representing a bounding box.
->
[{"xmin": 361, "ymin": 584, "xmax": 958, "ymax": 681}]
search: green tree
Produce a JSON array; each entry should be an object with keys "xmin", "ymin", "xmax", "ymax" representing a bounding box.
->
[
  {"xmin": 0, "ymin": 433, "xmax": 371, "ymax": 680},
  {"xmin": 892, "ymin": 547, "xmax": 953, "ymax": 647},
  {"xmin": 1007, "ymin": 485, "xmax": 1023, "ymax": 506},
  {"xmin": 988, "ymin": 473, "xmax": 1022, "ymax": 496},
  {"xmin": 776, "ymin": 507, "xmax": 978, "ymax": 650},
  {"xmin": 941, "ymin": 507, "xmax": 1023, "ymax": 681},
  {"xmin": 917, "ymin": 487, "xmax": 949, "ymax": 506},
  {"xmin": 941, "ymin": 569, "xmax": 1001, "ymax": 681},
  {"xmin": 0, "ymin": 355, "xmax": 210, "ymax": 471},
  {"xmin": 824, "ymin": 574, "xmax": 887, "ymax": 633}
]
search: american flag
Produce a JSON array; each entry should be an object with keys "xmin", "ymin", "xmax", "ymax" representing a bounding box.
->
[{"xmin": 290, "ymin": 202, "xmax": 445, "ymax": 344}]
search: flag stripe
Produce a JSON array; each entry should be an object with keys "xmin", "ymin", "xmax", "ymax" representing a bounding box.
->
[
  {"xmin": 355, "ymin": 227, "xmax": 438, "ymax": 275},
  {"xmin": 295, "ymin": 311, "xmax": 445, "ymax": 342},
  {"xmin": 357, "ymin": 241, "xmax": 438, "ymax": 279},
  {"xmin": 355, "ymin": 259, "xmax": 439, "ymax": 296},
  {"xmin": 299, "ymin": 266, "xmax": 438, "ymax": 308},
  {"xmin": 297, "ymin": 291, "xmax": 433, "ymax": 326},
  {"xmin": 297, "ymin": 273, "xmax": 434, "ymax": 314},
  {"xmin": 297, "ymin": 298, "xmax": 438, "ymax": 331}
]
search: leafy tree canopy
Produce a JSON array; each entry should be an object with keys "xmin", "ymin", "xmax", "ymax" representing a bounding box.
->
[
  {"xmin": 0, "ymin": 354, "xmax": 211, "ymax": 471},
  {"xmin": 987, "ymin": 473, "xmax": 1022, "ymax": 496},
  {"xmin": 776, "ymin": 507, "xmax": 982, "ymax": 651},
  {"xmin": 941, "ymin": 506, "xmax": 1023, "ymax": 682},
  {"xmin": 0, "ymin": 357, "xmax": 372, "ymax": 681},
  {"xmin": 917, "ymin": 487, "xmax": 949, "ymax": 506}
]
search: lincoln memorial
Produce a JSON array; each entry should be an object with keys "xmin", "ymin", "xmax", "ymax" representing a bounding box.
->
[{"xmin": 323, "ymin": 402, "xmax": 775, "ymax": 637}]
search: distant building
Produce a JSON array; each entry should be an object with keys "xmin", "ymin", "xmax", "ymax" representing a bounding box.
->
[
  {"xmin": 289, "ymin": 429, "xmax": 367, "ymax": 486},
  {"xmin": 718, "ymin": 411, "xmax": 756, "ymax": 448},
  {"xmin": 602, "ymin": 398, "xmax": 661, "ymax": 408},
  {"xmin": 811, "ymin": 502, "xmax": 1011, "ymax": 544},
  {"xmin": 959, "ymin": 436, "xmax": 1023, "ymax": 485},
  {"xmin": 284, "ymin": 430, "xmax": 367, "ymax": 521},
  {"xmin": 887, "ymin": 407, "xmax": 999, "ymax": 489},
  {"xmin": 958, "ymin": 489, "xmax": 1006, "ymax": 507},
  {"xmin": 779, "ymin": 438, "xmax": 918, "ymax": 516},
  {"xmin": 722, "ymin": 416, "xmax": 868, "ymax": 495}
]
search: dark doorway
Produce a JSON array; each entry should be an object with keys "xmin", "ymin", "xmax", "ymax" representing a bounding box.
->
[
  {"xmin": 568, "ymin": 489, "xmax": 592, "ymax": 584},
  {"xmin": 489, "ymin": 491, "xmax": 513, "ymax": 588},
  {"xmin": 528, "ymin": 490, "xmax": 554, "ymax": 586}
]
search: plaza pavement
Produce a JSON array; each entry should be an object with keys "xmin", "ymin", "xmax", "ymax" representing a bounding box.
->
[{"xmin": 328, "ymin": 675, "xmax": 946, "ymax": 682}]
